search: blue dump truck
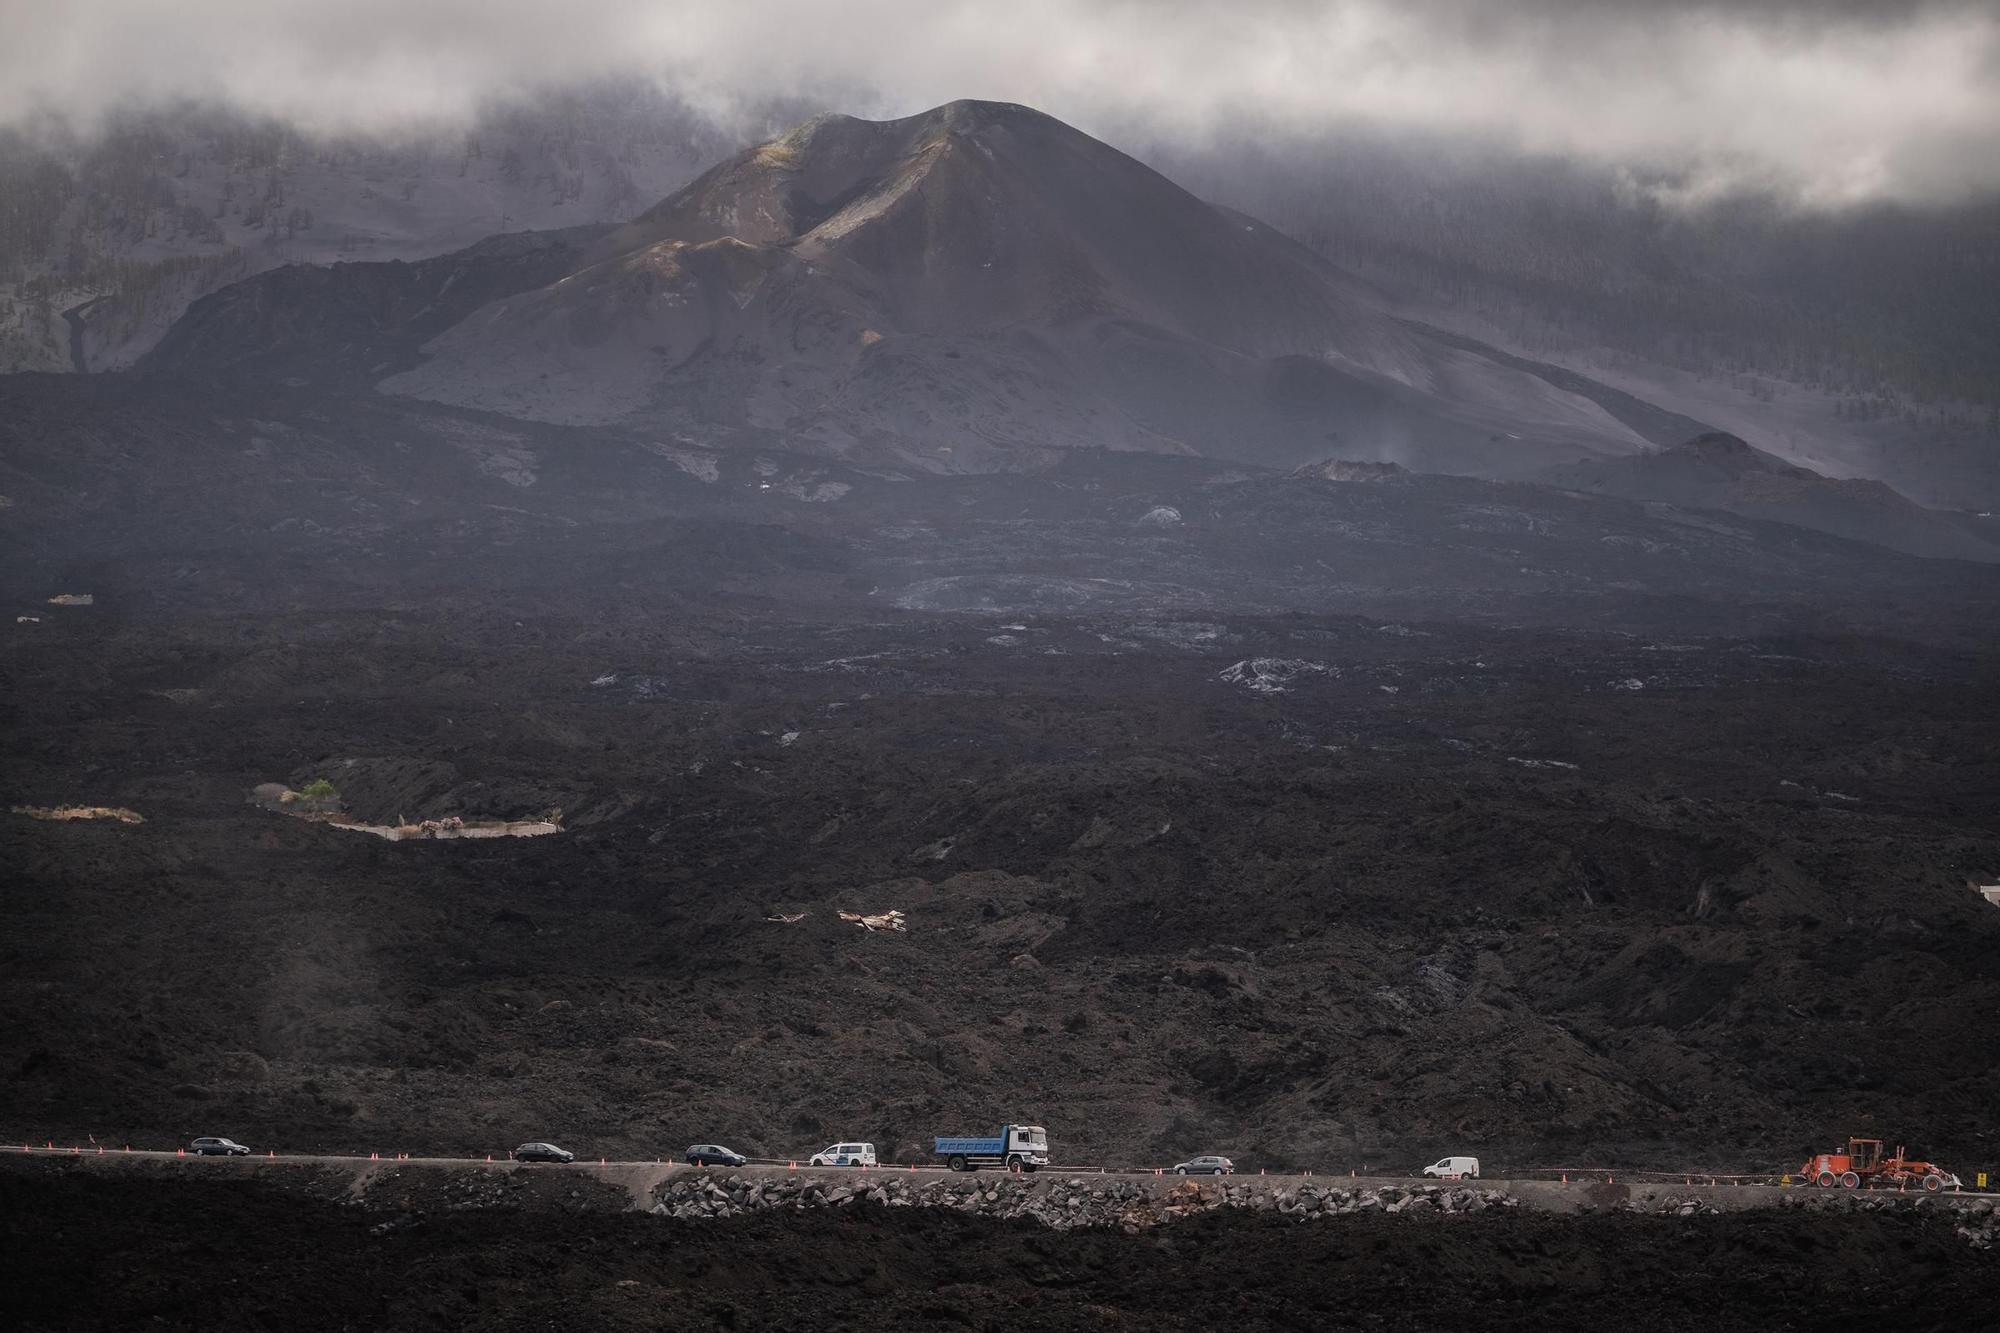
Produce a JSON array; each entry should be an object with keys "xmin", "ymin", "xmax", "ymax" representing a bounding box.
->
[{"xmin": 933, "ymin": 1124, "xmax": 1050, "ymax": 1172}]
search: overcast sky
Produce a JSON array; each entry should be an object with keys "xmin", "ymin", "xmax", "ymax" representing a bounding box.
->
[{"xmin": 5, "ymin": 0, "xmax": 1997, "ymax": 205}]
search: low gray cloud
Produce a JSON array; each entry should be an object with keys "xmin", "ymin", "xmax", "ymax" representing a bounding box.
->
[{"xmin": 5, "ymin": 0, "xmax": 1997, "ymax": 205}]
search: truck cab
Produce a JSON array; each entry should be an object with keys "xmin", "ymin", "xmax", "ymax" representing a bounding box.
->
[{"xmin": 1004, "ymin": 1124, "xmax": 1049, "ymax": 1167}]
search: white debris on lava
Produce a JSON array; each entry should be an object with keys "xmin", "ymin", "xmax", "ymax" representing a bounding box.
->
[
  {"xmin": 775, "ymin": 478, "xmax": 852, "ymax": 502},
  {"xmin": 1135, "ymin": 506, "xmax": 1183, "ymax": 528},
  {"xmin": 838, "ymin": 909, "xmax": 906, "ymax": 932},
  {"xmin": 330, "ymin": 816, "xmax": 562, "ymax": 842},
  {"xmin": 1132, "ymin": 621, "xmax": 1229, "ymax": 647},
  {"xmin": 648, "ymin": 444, "xmax": 720, "ymax": 482},
  {"xmin": 1218, "ymin": 658, "xmax": 1330, "ymax": 694},
  {"xmin": 1508, "ymin": 757, "xmax": 1581, "ymax": 770}
]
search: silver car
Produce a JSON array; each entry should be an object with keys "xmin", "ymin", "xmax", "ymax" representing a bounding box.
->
[
  {"xmin": 189, "ymin": 1136, "xmax": 251, "ymax": 1156},
  {"xmin": 1172, "ymin": 1155, "xmax": 1234, "ymax": 1175}
]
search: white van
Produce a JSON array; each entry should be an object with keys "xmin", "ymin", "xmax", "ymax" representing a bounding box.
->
[
  {"xmin": 809, "ymin": 1141, "xmax": 878, "ymax": 1168},
  {"xmin": 1422, "ymin": 1156, "xmax": 1480, "ymax": 1180}
]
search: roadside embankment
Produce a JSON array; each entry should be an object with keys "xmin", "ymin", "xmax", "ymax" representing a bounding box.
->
[
  {"xmin": 10, "ymin": 1153, "xmax": 1997, "ymax": 1240},
  {"xmin": 8, "ymin": 1161, "xmax": 2000, "ymax": 1333},
  {"xmin": 645, "ymin": 1168, "xmax": 2000, "ymax": 1237}
]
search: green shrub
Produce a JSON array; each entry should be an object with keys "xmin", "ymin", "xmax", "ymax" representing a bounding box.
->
[{"xmin": 298, "ymin": 778, "xmax": 338, "ymax": 801}]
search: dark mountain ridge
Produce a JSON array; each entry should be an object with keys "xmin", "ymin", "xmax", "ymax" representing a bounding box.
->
[
  {"xmin": 1534, "ymin": 431, "xmax": 2000, "ymax": 562},
  {"xmin": 141, "ymin": 226, "xmax": 611, "ymax": 386}
]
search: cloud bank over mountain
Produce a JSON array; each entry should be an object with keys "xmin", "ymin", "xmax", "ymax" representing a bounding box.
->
[{"xmin": 4, "ymin": 0, "xmax": 1998, "ymax": 206}]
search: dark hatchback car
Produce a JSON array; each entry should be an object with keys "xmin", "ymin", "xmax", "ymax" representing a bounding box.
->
[
  {"xmin": 686, "ymin": 1144, "xmax": 748, "ymax": 1167},
  {"xmin": 513, "ymin": 1142, "xmax": 575, "ymax": 1163},
  {"xmin": 189, "ymin": 1137, "xmax": 252, "ymax": 1156},
  {"xmin": 1172, "ymin": 1155, "xmax": 1235, "ymax": 1175}
]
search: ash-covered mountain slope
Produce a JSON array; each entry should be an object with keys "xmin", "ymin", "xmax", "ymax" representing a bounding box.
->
[
  {"xmin": 1143, "ymin": 130, "xmax": 2000, "ymax": 510},
  {"xmin": 367, "ymin": 101, "xmax": 1686, "ymax": 474},
  {"xmin": 1534, "ymin": 432, "xmax": 2000, "ymax": 563}
]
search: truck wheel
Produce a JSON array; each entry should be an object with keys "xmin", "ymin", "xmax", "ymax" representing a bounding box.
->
[
  {"xmin": 1924, "ymin": 1175, "xmax": 1943, "ymax": 1192},
  {"xmin": 948, "ymin": 1155, "xmax": 967, "ymax": 1173},
  {"xmin": 1840, "ymin": 1172, "xmax": 1860, "ymax": 1190},
  {"xmin": 1816, "ymin": 1171, "xmax": 1836, "ymax": 1188},
  {"xmin": 1007, "ymin": 1154, "xmax": 1022, "ymax": 1172}
]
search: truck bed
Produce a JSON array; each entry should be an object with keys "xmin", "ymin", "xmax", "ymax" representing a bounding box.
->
[{"xmin": 934, "ymin": 1137, "xmax": 1005, "ymax": 1155}]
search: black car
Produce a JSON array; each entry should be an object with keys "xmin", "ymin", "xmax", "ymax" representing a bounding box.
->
[
  {"xmin": 1172, "ymin": 1155, "xmax": 1235, "ymax": 1175},
  {"xmin": 513, "ymin": 1142, "xmax": 575, "ymax": 1163},
  {"xmin": 686, "ymin": 1144, "xmax": 748, "ymax": 1167},
  {"xmin": 189, "ymin": 1136, "xmax": 251, "ymax": 1156}
]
